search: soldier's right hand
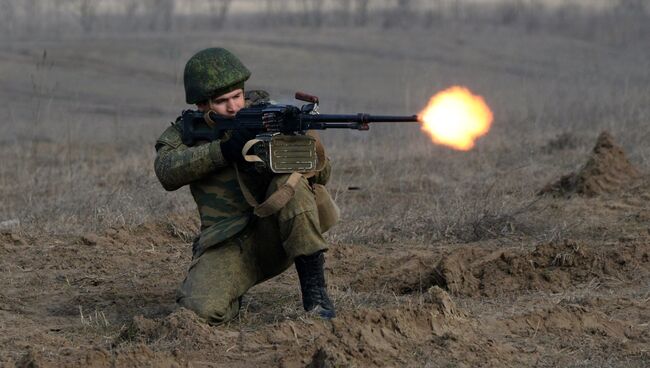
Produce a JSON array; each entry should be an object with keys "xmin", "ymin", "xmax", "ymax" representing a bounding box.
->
[
  {"xmin": 262, "ymin": 106, "xmax": 301, "ymax": 132},
  {"xmin": 220, "ymin": 129, "xmax": 258, "ymax": 164}
]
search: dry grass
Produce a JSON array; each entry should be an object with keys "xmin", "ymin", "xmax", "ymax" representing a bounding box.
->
[{"xmin": 1, "ymin": 5, "xmax": 649, "ymax": 249}]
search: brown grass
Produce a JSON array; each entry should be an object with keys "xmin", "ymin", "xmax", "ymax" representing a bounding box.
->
[{"xmin": 1, "ymin": 16, "xmax": 649, "ymax": 245}]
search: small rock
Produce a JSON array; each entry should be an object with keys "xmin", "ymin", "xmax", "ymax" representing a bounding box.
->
[
  {"xmin": 427, "ymin": 286, "xmax": 466, "ymax": 319},
  {"xmin": 81, "ymin": 234, "xmax": 101, "ymax": 246},
  {"xmin": 0, "ymin": 219, "xmax": 20, "ymax": 234},
  {"xmin": 10, "ymin": 233, "xmax": 26, "ymax": 246}
]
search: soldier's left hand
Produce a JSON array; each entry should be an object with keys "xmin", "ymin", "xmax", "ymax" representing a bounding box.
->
[{"xmin": 220, "ymin": 129, "xmax": 258, "ymax": 164}]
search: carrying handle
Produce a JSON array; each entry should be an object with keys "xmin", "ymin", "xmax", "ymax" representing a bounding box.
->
[
  {"xmin": 295, "ymin": 91, "xmax": 319, "ymax": 104},
  {"xmin": 242, "ymin": 139, "xmax": 264, "ymax": 163}
]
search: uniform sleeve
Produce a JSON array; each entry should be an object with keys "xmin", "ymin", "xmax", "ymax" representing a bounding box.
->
[
  {"xmin": 244, "ymin": 90, "xmax": 271, "ymax": 106},
  {"xmin": 154, "ymin": 124, "xmax": 228, "ymax": 191}
]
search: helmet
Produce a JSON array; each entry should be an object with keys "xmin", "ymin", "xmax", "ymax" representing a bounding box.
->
[{"xmin": 183, "ymin": 47, "xmax": 251, "ymax": 104}]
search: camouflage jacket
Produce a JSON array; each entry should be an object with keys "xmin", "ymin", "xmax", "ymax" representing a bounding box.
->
[{"xmin": 154, "ymin": 90, "xmax": 330, "ymax": 249}]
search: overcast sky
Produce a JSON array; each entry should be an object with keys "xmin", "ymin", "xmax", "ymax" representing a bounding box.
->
[{"xmin": 60, "ymin": 0, "xmax": 617, "ymax": 15}]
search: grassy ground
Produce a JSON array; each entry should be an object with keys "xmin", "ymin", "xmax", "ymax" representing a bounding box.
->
[{"xmin": 1, "ymin": 22, "xmax": 649, "ymax": 239}]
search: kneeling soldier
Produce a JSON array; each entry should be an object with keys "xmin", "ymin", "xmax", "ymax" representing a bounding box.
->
[{"xmin": 154, "ymin": 48, "xmax": 336, "ymax": 324}]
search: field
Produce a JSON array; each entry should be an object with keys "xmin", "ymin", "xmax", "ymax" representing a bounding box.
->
[{"xmin": 1, "ymin": 3, "xmax": 650, "ymax": 367}]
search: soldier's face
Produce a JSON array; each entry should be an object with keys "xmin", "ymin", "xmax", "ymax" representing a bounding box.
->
[{"xmin": 197, "ymin": 88, "xmax": 245, "ymax": 118}]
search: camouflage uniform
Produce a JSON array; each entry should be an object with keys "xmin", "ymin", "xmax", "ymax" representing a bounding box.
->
[{"xmin": 154, "ymin": 92, "xmax": 331, "ymax": 324}]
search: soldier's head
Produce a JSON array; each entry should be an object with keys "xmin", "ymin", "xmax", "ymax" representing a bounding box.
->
[{"xmin": 184, "ymin": 47, "xmax": 250, "ymax": 118}]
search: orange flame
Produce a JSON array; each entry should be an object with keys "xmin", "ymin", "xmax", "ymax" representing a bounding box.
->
[{"xmin": 418, "ymin": 86, "xmax": 493, "ymax": 151}]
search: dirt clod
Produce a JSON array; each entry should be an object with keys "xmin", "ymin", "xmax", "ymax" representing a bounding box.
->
[
  {"xmin": 426, "ymin": 286, "xmax": 466, "ymax": 319},
  {"xmin": 305, "ymin": 347, "xmax": 348, "ymax": 368},
  {"xmin": 79, "ymin": 234, "xmax": 111, "ymax": 246},
  {"xmin": 118, "ymin": 308, "xmax": 226, "ymax": 349}
]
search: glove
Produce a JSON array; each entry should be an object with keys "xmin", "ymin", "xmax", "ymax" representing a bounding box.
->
[{"xmin": 220, "ymin": 129, "xmax": 258, "ymax": 164}]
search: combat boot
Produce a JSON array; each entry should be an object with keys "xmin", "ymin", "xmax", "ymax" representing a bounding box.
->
[{"xmin": 294, "ymin": 250, "xmax": 336, "ymax": 319}]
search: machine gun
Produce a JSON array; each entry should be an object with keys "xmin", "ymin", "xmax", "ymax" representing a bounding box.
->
[{"xmin": 180, "ymin": 92, "xmax": 419, "ymax": 173}]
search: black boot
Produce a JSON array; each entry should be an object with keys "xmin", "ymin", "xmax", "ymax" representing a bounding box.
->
[{"xmin": 294, "ymin": 251, "xmax": 336, "ymax": 319}]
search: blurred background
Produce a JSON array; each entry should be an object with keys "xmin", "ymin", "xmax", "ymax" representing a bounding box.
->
[{"xmin": 1, "ymin": 0, "xmax": 649, "ymax": 243}]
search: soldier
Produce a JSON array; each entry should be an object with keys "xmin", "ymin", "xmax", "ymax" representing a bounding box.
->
[{"xmin": 154, "ymin": 47, "xmax": 336, "ymax": 325}]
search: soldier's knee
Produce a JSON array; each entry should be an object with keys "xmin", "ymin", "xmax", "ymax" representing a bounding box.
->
[
  {"xmin": 268, "ymin": 175, "xmax": 313, "ymax": 199},
  {"xmin": 177, "ymin": 296, "xmax": 240, "ymax": 325},
  {"xmin": 285, "ymin": 178, "xmax": 318, "ymax": 213},
  {"xmin": 292, "ymin": 177, "xmax": 313, "ymax": 197}
]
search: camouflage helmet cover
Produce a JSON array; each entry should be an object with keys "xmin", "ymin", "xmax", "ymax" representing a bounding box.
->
[{"xmin": 184, "ymin": 47, "xmax": 251, "ymax": 104}]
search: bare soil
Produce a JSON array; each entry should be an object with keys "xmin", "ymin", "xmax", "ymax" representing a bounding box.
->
[{"xmin": 2, "ymin": 167, "xmax": 649, "ymax": 366}]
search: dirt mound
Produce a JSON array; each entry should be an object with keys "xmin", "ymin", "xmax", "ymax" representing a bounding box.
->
[
  {"xmin": 117, "ymin": 288, "xmax": 517, "ymax": 367},
  {"xmin": 350, "ymin": 240, "xmax": 650, "ymax": 297},
  {"xmin": 366, "ymin": 240, "xmax": 650, "ymax": 298},
  {"xmin": 539, "ymin": 131, "xmax": 640, "ymax": 196},
  {"xmin": 264, "ymin": 287, "xmax": 516, "ymax": 367}
]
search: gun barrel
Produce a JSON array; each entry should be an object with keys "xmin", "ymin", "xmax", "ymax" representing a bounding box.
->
[
  {"xmin": 302, "ymin": 113, "xmax": 418, "ymax": 130},
  {"xmin": 308, "ymin": 114, "xmax": 419, "ymax": 123},
  {"xmin": 366, "ymin": 115, "xmax": 420, "ymax": 123}
]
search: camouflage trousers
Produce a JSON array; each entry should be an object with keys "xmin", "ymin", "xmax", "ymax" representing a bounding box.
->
[{"xmin": 176, "ymin": 174, "xmax": 328, "ymax": 324}]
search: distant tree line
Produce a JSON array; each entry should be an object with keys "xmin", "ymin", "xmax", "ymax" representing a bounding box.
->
[{"xmin": 1, "ymin": 0, "xmax": 648, "ymax": 45}]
